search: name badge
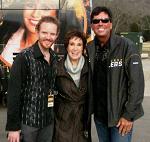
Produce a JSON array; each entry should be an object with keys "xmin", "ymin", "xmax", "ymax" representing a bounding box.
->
[{"xmin": 48, "ymin": 91, "xmax": 54, "ymax": 107}]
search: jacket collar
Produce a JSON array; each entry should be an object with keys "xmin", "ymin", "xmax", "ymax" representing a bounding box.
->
[
  {"xmin": 109, "ymin": 33, "xmax": 120, "ymax": 52},
  {"xmin": 33, "ymin": 41, "xmax": 57, "ymax": 61},
  {"xmin": 87, "ymin": 33, "xmax": 120, "ymax": 73},
  {"xmin": 33, "ymin": 41, "xmax": 43, "ymax": 59},
  {"xmin": 94, "ymin": 33, "xmax": 120, "ymax": 51}
]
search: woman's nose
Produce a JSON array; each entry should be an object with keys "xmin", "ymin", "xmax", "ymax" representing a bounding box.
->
[{"xmin": 31, "ymin": 9, "xmax": 41, "ymax": 18}]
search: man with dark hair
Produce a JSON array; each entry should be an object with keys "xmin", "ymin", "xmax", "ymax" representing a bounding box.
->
[
  {"xmin": 87, "ymin": 6, "xmax": 144, "ymax": 142},
  {"xmin": 6, "ymin": 16, "xmax": 60, "ymax": 142}
]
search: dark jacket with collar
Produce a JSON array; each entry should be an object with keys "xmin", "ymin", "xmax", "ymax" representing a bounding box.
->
[
  {"xmin": 6, "ymin": 42, "xmax": 58, "ymax": 130},
  {"xmin": 53, "ymin": 56, "xmax": 93, "ymax": 142},
  {"xmin": 87, "ymin": 34, "xmax": 144, "ymax": 127}
]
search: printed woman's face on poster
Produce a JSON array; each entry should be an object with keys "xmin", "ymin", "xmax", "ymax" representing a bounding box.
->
[{"xmin": 23, "ymin": 0, "xmax": 58, "ymax": 34}]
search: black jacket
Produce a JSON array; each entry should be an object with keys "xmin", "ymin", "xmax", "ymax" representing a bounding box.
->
[
  {"xmin": 87, "ymin": 34, "xmax": 144, "ymax": 127},
  {"xmin": 6, "ymin": 42, "xmax": 58, "ymax": 130}
]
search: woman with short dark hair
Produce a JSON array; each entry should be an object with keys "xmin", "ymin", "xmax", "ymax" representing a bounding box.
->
[{"xmin": 53, "ymin": 30, "xmax": 93, "ymax": 142}]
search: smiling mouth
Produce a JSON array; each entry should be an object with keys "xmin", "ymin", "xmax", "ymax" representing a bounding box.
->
[
  {"xmin": 44, "ymin": 40, "xmax": 53, "ymax": 45},
  {"xmin": 71, "ymin": 52, "xmax": 79, "ymax": 56},
  {"xmin": 98, "ymin": 28, "xmax": 105, "ymax": 31},
  {"xmin": 29, "ymin": 19, "xmax": 39, "ymax": 26}
]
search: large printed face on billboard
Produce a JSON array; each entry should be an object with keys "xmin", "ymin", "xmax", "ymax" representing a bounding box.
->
[
  {"xmin": 0, "ymin": 0, "xmax": 91, "ymax": 67},
  {"xmin": 23, "ymin": 0, "xmax": 58, "ymax": 34}
]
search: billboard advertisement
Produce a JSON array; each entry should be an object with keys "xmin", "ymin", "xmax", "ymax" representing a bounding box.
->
[{"xmin": 0, "ymin": 0, "xmax": 92, "ymax": 67}]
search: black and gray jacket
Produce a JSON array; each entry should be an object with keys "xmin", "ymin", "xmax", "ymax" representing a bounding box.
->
[
  {"xmin": 87, "ymin": 34, "xmax": 144, "ymax": 127},
  {"xmin": 6, "ymin": 42, "xmax": 58, "ymax": 130}
]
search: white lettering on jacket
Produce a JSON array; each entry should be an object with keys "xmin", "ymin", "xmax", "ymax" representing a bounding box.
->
[
  {"xmin": 133, "ymin": 62, "xmax": 139, "ymax": 65},
  {"xmin": 109, "ymin": 59, "xmax": 122, "ymax": 68}
]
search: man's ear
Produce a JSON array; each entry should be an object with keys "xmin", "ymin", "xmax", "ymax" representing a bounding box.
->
[{"xmin": 110, "ymin": 23, "xmax": 112, "ymax": 30}]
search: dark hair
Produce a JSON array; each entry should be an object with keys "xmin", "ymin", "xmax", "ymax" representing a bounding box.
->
[
  {"xmin": 64, "ymin": 30, "xmax": 87, "ymax": 50},
  {"xmin": 90, "ymin": 6, "xmax": 112, "ymax": 23},
  {"xmin": 36, "ymin": 16, "xmax": 60, "ymax": 33}
]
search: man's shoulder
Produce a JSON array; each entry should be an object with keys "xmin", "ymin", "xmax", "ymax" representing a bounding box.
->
[
  {"xmin": 86, "ymin": 39, "xmax": 96, "ymax": 53},
  {"xmin": 112, "ymin": 34, "xmax": 134, "ymax": 45},
  {"xmin": 16, "ymin": 47, "xmax": 34, "ymax": 62},
  {"xmin": 87, "ymin": 40, "xmax": 95, "ymax": 48},
  {"xmin": 50, "ymin": 49, "xmax": 60, "ymax": 62},
  {"xmin": 111, "ymin": 34, "xmax": 139, "ymax": 55},
  {"xmin": 21, "ymin": 47, "xmax": 34, "ymax": 54},
  {"xmin": 55, "ymin": 57, "xmax": 65, "ymax": 74}
]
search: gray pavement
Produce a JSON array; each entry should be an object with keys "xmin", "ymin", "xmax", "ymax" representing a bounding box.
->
[
  {"xmin": 142, "ymin": 58, "xmax": 150, "ymax": 97},
  {"xmin": 0, "ymin": 58, "xmax": 150, "ymax": 142}
]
